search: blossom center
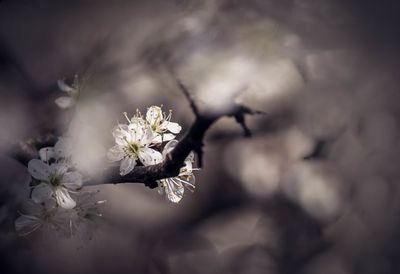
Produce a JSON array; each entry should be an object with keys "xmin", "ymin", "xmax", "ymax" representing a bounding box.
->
[
  {"xmin": 126, "ymin": 141, "xmax": 141, "ymax": 159},
  {"xmin": 49, "ymin": 174, "xmax": 62, "ymax": 187}
]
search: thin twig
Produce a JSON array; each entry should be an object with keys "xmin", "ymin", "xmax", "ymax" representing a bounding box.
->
[{"xmin": 177, "ymin": 79, "xmax": 199, "ymax": 117}]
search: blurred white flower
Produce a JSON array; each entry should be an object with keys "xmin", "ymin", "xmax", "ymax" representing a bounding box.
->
[
  {"xmin": 157, "ymin": 140, "xmax": 197, "ymax": 203},
  {"xmin": 107, "ymin": 115, "xmax": 162, "ymax": 176},
  {"xmin": 55, "ymin": 76, "xmax": 80, "ymax": 109},
  {"xmin": 14, "ymin": 199, "xmax": 69, "ymax": 236},
  {"xmin": 15, "ymin": 192, "xmax": 105, "ymax": 237},
  {"xmin": 60, "ymin": 191, "xmax": 106, "ymax": 238},
  {"xmin": 145, "ymin": 105, "xmax": 182, "ymax": 144},
  {"xmin": 28, "ymin": 159, "xmax": 83, "ymax": 209},
  {"xmin": 74, "ymin": 190, "xmax": 106, "ymax": 219}
]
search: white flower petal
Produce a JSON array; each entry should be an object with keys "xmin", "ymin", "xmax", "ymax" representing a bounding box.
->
[
  {"xmin": 162, "ymin": 140, "xmax": 178, "ymax": 158},
  {"xmin": 55, "ymin": 187, "xmax": 76, "ymax": 209},
  {"xmin": 31, "ymin": 183, "xmax": 53, "ymax": 204},
  {"xmin": 163, "ymin": 133, "xmax": 176, "ymax": 142},
  {"xmin": 120, "ymin": 157, "xmax": 136, "ymax": 176},
  {"xmin": 55, "ymin": 96, "xmax": 75, "ymax": 109},
  {"xmin": 112, "ymin": 124, "xmax": 132, "ymax": 145},
  {"xmin": 151, "ymin": 135, "xmax": 162, "ymax": 144},
  {"xmin": 139, "ymin": 148, "xmax": 163, "ymax": 166},
  {"xmin": 15, "ymin": 215, "xmax": 41, "ymax": 236},
  {"xmin": 151, "ymin": 133, "xmax": 175, "ymax": 144},
  {"xmin": 183, "ymin": 152, "xmax": 195, "ymax": 171},
  {"xmin": 146, "ymin": 106, "xmax": 163, "ymax": 125},
  {"xmin": 164, "ymin": 178, "xmax": 184, "ymax": 203},
  {"xmin": 176, "ymin": 152, "xmax": 195, "ymax": 176},
  {"xmin": 139, "ymin": 126, "xmax": 155, "ymax": 145},
  {"xmin": 57, "ymin": 79, "xmax": 74, "ymax": 93},
  {"xmin": 186, "ymin": 151, "xmax": 195, "ymax": 162},
  {"xmin": 28, "ymin": 159, "xmax": 50, "ymax": 180},
  {"xmin": 20, "ymin": 199, "xmax": 42, "ymax": 216},
  {"xmin": 62, "ymin": 171, "xmax": 83, "ymax": 190},
  {"xmin": 128, "ymin": 117, "xmax": 146, "ymax": 131},
  {"xmin": 39, "ymin": 147, "xmax": 56, "ymax": 162},
  {"xmin": 129, "ymin": 121, "xmax": 147, "ymax": 144},
  {"xmin": 49, "ymin": 162, "xmax": 69, "ymax": 176},
  {"xmin": 166, "ymin": 122, "xmax": 182, "ymax": 134},
  {"xmin": 107, "ymin": 145, "xmax": 125, "ymax": 162}
]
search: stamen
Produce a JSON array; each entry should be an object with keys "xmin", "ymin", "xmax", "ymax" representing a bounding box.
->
[
  {"xmin": 176, "ymin": 177, "xmax": 195, "ymax": 188},
  {"xmin": 123, "ymin": 112, "xmax": 131, "ymax": 123},
  {"xmin": 122, "ymin": 136, "xmax": 129, "ymax": 144},
  {"xmin": 165, "ymin": 110, "xmax": 172, "ymax": 122}
]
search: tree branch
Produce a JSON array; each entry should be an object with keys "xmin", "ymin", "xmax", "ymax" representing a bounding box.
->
[
  {"xmin": 7, "ymin": 81, "xmax": 261, "ymax": 189},
  {"xmin": 92, "ymin": 101, "xmax": 256, "ymax": 188}
]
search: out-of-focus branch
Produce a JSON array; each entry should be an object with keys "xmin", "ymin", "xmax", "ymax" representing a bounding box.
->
[
  {"xmin": 8, "ymin": 81, "xmax": 261, "ymax": 189},
  {"xmin": 8, "ymin": 134, "xmax": 57, "ymax": 166}
]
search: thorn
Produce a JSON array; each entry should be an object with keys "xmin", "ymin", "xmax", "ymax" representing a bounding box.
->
[
  {"xmin": 234, "ymin": 112, "xmax": 252, "ymax": 137},
  {"xmin": 177, "ymin": 79, "xmax": 199, "ymax": 117}
]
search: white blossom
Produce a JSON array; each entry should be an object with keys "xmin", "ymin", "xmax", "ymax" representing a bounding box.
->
[
  {"xmin": 28, "ymin": 159, "xmax": 83, "ymax": 209},
  {"xmin": 145, "ymin": 105, "xmax": 182, "ymax": 144},
  {"xmin": 14, "ymin": 199, "xmax": 69, "ymax": 236},
  {"xmin": 107, "ymin": 115, "xmax": 162, "ymax": 176},
  {"xmin": 57, "ymin": 191, "xmax": 106, "ymax": 238},
  {"xmin": 15, "ymin": 192, "xmax": 105, "ymax": 237},
  {"xmin": 55, "ymin": 76, "xmax": 79, "ymax": 109},
  {"xmin": 157, "ymin": 140, "xmax": 197, "ymax": 203}
]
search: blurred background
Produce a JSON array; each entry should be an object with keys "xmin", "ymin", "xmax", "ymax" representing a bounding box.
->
[{"xmin": 1, "ymin": 0, "xmax": 400, "ymax": 273}]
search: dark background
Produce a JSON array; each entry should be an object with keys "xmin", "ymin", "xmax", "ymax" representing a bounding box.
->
[{"xmin": 1, "ymin": 0, "xmax": 400, "ymax": 273}]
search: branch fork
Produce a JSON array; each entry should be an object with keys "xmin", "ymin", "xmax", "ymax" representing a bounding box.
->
[{"xmin": 8, "ymin": 80, "xmax": 261, "ymax": 188}]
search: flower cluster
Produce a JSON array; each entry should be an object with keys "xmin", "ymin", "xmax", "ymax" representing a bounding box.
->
[
  {"xmin": 107, "ymin": 105, "xmax": 197, "ymax": 203},
  {"xmin": 15, "ymin": 138, "xmax": 105, "ymax": 237}
]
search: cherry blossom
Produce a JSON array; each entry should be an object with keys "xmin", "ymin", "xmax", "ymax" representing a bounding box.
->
[
  {"xmin": 28, "ymin": 159, "xmax": 83, "ymax": 209},
  {"xmin": 107, "ymin": 114, "xmax": 162, "ymax": 175}
]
